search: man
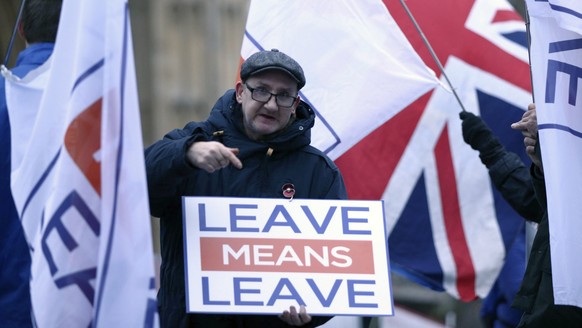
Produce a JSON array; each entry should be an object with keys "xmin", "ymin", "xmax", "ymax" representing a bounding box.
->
[
  {"xmin": 145, "ymin": 49, "xmax": 347, "ymax": 327},
  {"xmin": 459, "ymin": 110, "xmax": 542, "ymax": 328},
  {"xmin": 510, "ymin": 104, "xmax": 582, "ymax": 327},
  {"xmin": 0, "ymin": 1, "xmax": 61, "ymax": 327}
]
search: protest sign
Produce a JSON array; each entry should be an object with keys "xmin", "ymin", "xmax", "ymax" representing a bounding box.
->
[{"xmin": 182, "ymin": 197, "xmax": 393, "ymax": 316}]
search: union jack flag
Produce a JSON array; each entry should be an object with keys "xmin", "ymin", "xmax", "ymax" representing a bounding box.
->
[{"xmin": 336, "ymin": 0, "xmax": 532, "ymax": 300}]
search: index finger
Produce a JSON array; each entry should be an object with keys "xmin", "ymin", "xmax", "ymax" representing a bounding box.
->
[
  {"xmin": 511, "ymin": 120, "xmax": 527, "ymax": 131},
  {"xmin": 221, "ymin": 147, "xmax": 242, "ymax": 169}
]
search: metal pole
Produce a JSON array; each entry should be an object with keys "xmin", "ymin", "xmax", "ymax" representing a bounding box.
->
[
  {"xmin": 398, "ymin": 0, "xmax": 467, "ymax": 112},
  {"xmin": 3, "ymin": 0, "xmax": 27, "ymax": 67},
  {"xmin": 524, "ymin": 2, "xmax": 538, "ymax": 264},
  {"xmin": 525, "ymin": 5, "xmax": 535, "ymax": 103}
]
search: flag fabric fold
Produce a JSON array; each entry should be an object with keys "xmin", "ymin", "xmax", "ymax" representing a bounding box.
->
[
  {"xmin": 541, "ymin": 1, "xmax": 582, "ymax": 35},
  {"xmin": 3, "ymin": 59, "xmax": 51, "ymax": 172},
  {"xmin": 241, "ymin": 0, "xmax": 440, "ymax": 161},
  {"xmin": 5, "ymin": 0, "xmax": 159, "ymax": 326},
  {"xmin": 526, "ymin": 0, "xmax": 582, "ymax": 308}
]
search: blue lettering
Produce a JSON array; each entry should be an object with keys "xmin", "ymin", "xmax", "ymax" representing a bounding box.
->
[
  {"xmin": 262, "ymin": 205, "xmax": 300, "ymax": 233},
  {"xmin": 234, "ymin": 277, "xmax": 263, "ymax": 306},
  {"xmin": 341, "ymin": 207, "xmax": 371, "ymax": 235},
  {"xmin": 545, "ymin": 39, "xmax": 582, "ymax": 106},
  {"xmin": 230, "ymin": 204, "xmax": 259, "ymax": 232},
  {"xmin": 307, "ymin": 278, "xmax": 342, "ymax": 307},
  {"xmin": 199, "ymin": 203, "xmax": 226, "ymax": 231},
  {"xmin": 54, "ymin": 267, "xmax": 97, "ymax": 304},
  {"xmin": 267, "ymin": 278, "xmax": 305, "ymax": 306},
  {"xmin": 546, "ymin": 60, "xmax": 582, "ymax": 106},
  {"xmin": 347, "ymin": 280, "xmax": 377, "ymax": 308},
  {"xmin": 143, "ymin": 277, "xmax": 159, "ymax": 328},
  {"xmin": 202, "ymin": 277, "xmax": 230, "ymax": 305},
  {"xmin": 41, "ymin": 191, "xmax": 99, "ymax": 276},
  {"xmin": 199, "ymin": 277, "xmax": 382, "ymax": 309},
  {"xmin": 302, "ymin": 205, "xmax": 336, "ymax": 234}
]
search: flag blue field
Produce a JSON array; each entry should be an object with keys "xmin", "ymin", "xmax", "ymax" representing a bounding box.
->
[{"xmin": 5, "ymin": 0, "xmax": 159, "ymax": 326}]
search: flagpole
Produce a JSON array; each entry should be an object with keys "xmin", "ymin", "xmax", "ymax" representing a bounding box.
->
[
  {"xmin": 525, "ymin": 5, "xmax": 535, "ymax": 103},
  {"xmin": 523, "ymin": 2, "xmax": 537, "ymax": 264},
  {"xmin": 398, "ymin": 0, "xmax": 467, "ymax": 112},
  {"xmin": 3, "ymin": 0, "xmax": 27, "ymax": 67}
]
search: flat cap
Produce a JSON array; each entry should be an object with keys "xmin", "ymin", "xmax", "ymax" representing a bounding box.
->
[{"xmin": 240, "ymin": 49, "xmax": 306, "ymax": 89}]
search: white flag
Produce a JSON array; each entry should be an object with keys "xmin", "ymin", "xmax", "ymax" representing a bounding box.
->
[
  {"xmin": 2, "ymin": 58, "xmax": 51, "ymax": 172},
  {"xmin": 5, "ymin": 0, "xmax": 159, "ymax": 325},
  {"xmin": 526, "ymin": 0, "xmax": 582, "ymax": 308},
  {"xmin": 241, "ymin": 0, "xmax": 439, "ymax": 160},
  {"xmin": 544, "ymin": 1, "xmax": 582, "ymax": 35}
]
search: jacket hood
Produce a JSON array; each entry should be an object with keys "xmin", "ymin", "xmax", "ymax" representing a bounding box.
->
[{"xmin": 206, "ymin": 89, "xmax": 315, "ymax": 155}]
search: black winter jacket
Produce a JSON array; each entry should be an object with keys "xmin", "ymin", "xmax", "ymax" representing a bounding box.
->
[
  {"xmin": 482, "ymin": 150, "xmax": 542, "ymax": 327},
  {"xmin": 145, "ymin": 90, "xmax": 347, "ymax": 328},
  {"xmin": 512, "ymin": 147, "xmax": 582, "ymax": 327},
  {"xmin": 487, "ymin": 151, "xmax": 542, "ymax": 221}
]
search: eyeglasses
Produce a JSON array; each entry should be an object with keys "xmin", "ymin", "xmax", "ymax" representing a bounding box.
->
[{"xmin": 245, "ymin": 84, "xmax": 297, "ymax": 108}]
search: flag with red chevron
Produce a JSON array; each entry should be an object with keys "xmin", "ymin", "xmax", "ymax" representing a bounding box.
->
[{"xmin": 241, "ymin": 0, "xmax": 531, "ymax": 301}]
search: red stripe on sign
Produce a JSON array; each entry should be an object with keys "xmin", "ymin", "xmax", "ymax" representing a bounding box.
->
[
  {"xmin": 434, "ymin": 125, "xmax": 476, "ymax": 301},
  {"xmin": 200, "ymin": 237, "xmax": 375, "ymax": 274}
]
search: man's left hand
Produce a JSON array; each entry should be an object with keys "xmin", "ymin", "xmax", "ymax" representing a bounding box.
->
[{"xmin": 279, "ymin": 305, "xmax": 312, "ymax": 326}]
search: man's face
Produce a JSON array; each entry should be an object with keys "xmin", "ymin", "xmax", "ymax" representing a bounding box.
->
[{"xmin": 235, "ymin": 70, "xmax": 300, "ymax": 140}]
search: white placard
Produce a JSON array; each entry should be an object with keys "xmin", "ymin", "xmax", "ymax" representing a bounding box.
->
[{"xmin": 182, "ymin": 197, "xmax": 393, "ymax": 316}]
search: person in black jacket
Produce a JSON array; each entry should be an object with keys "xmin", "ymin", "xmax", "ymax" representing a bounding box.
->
[
  {"xmin": 459, "ymin": 111, "xmax": 542, "ymax": 221},
  {"xmin": 510, "ymin": 104, "xmax": 582, "ymax": 327},
  {"xmin": 145, "ymin": 49, "xmax": 347, "ymax": 327},
  {"xmin": 460, "ymin": 110, "xmax": 542, "ymax": 328}
]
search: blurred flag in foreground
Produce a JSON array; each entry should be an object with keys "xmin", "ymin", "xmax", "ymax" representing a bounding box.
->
[
  {"xmin": 4, "ymin": 0, "xmax": 158, "ymax": 326},
  {"xmin": 526, "ymin": 0, "xmax": 582, "ymax": 308}
]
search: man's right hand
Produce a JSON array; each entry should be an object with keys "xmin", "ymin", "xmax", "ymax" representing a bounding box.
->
[
  {"xmin": 187, "ymin": 141, "xmax": 243, "ymax": 173},
  {"xmin": 511, "ymin": 103, "xmax": 541, "ymax": 169}
]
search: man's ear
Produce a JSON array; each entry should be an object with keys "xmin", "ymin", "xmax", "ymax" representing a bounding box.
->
[
  {"xmin": 293, "ymin": 94, "xmax": 301, "ymax": 108},
  {"xmin": 289, "ymin": 95, "xmax": 301, "ymax": 115},
  {"xmin": 235, "ymin": 81, "xmax": 244, "ymax": 104}
]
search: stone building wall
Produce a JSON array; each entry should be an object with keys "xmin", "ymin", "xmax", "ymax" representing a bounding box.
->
[{"xmin": 138, "ymin": 0, "xmax": 250, "ymax": 145}]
